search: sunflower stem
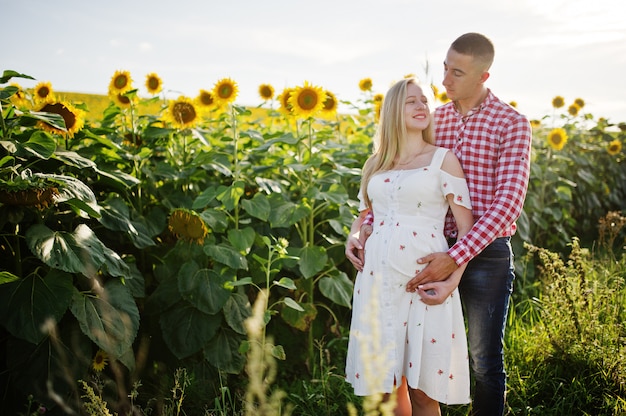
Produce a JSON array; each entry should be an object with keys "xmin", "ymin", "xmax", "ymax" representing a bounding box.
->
[{"xmin": 231, "ymin": 105, "xmax": 240, "ymax": 229}]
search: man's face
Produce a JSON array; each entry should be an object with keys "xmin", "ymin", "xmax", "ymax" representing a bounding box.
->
[{"xmin": 442, "ymin": 48, "xmax": 486, "ymax": 102}]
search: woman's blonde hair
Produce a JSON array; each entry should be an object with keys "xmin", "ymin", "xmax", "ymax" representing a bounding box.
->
[{"xmin": 360, "ymin": 77, "xmax": 434, "ymax": 210}]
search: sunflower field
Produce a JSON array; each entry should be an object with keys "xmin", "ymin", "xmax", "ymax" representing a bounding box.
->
[{"xmin": 0, "ymin": 69, "xmax": 625, "ymax": 416}]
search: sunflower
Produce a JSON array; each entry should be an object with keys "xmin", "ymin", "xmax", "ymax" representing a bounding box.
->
[
  {"xmin": 165, "ymin": 96, "xmax": 200, "ymax": 129},
  {"xmin": 145, "ymin": 72, "xmax": 163, "ymax": 95},
  {"xmin": 289, "ymin": 81, "xmax": 324, "ymax": 119},
  {"xmin": 530, "ymin": 119, "xmax": 541, "ymax": 129},
  {"xmin": 607, "ymin": 139, "xmax": 622, "ymax": 156},
  {"xmin": 547, "ymin": 127, "xmax": 568, "ymax": 151},
  {"xmin": 551, "ymin": 96, "xmax": 565, "ymax": 109},
  {"xmin": 168, "ymin": 208, "xmax": 209, "ymax": 244},
  {"xmin": 108, "ymin": 70, "xmax": 133, "ymax": 95},
  {"xmin": 92, "ymin": 350, "xmax": 108, "ymax": 372},
  {"xmin": 509, "ymin": 101, "xmax": 517, "ymax": 108},
  {"xmin": 213, "ymin": 78, "xmax": 238, "ymax": 105},
  {"xmin": 111, "ymin": 92, "xmax": 136, "ymax": 109},
  {"xmin": 9, "ymin": 83, "xmax": 27, "ymax": 107},
  {"xmin": 278, "ymin": 87, "xmax": 295, "ymax": 116},
  {"xmin": 358, "ymin": 78, "xmax": 373, "ymax": 92},
  {"xmin": 258, "ymin": 83, "xmax": 275, "ymax": 101},
  {"xmin": 37, "ymin": 100, "xmax": 85, "ymax": 138},
  {"xmin": 373, "ymin": 93, "xmax": 384, "ymax": 105},
  {"xmin": 574, "ymin": 98, "xmax": 585, "ymax": 109},
  {"xmin": 33, "ymin": 81, "xmax": 54, "ymax": 103},
  {"xmin": 438, "ymin": 91, "xmax": 450, "ymax": 103},
  {"xmin": 568, "ymin": 103, "xmax": 580, "ymax": 117},
  {"xmin": 374, "ymin": 101, "xmax": 382, "ymax": 122},
  {"xmin": 196, "ymin": 89, "xmax": 216, "ymax": 111},
  {"xmin": 430, "ymin": 84, "xmax": 439, "ymax": 99},
  {"xmin": 320, "ymin": 90, "xmax": 338, "ymax": 119}
]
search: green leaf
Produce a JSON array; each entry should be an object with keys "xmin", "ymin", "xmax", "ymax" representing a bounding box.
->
[
  {"xmin": 203, "ymin": 329, "xmax": 246, "ymax": 374},
  {"xmin": 0, "ymin": 271, "xmax": 19, "ymax": 284},
  {"xmin": 34, "ymin": 173, "xmax": 97, "ymax": 207},
  {"xmin": 298, "ymin": 245, "xmax": 328, "ymax": 278},
  {"xmin": 319, "ymin": 271, "xmax": 354, "ymax": 308},
  {"xmin": 281, "ymin": 302, "xmax": 317, "ymax": 332},
  {"xmin": 241, "ymin": 192, "xmax": 271, "ymax": 221},
  {"xmin": 216, "ymin": 181, "xmax": 245, "ymax": 211},
  {"xmin": 160, "ymin": 301, "xmax": 222, "ymax": 359},
  {"xmin": 223, "ymin": 292, "xmax": 251, "ymax": 335},
  {"xmin": 0, "ymin": 70, "xmax": 35, "ymax": 84},
  {"xmin": 0, "ymin": 269, "xmax": 74, "ymax": 344},
  {"xmin": 204, "ymin": 243, "xmax": 249, "ymax": 270},
  {"xmin": 200, "ymin": 208, "xmax": 229, "ymax": 232},
  {"xmin": 283, "ymin": 297, "xmax": 305, "ymax": 311},
  {"xmin": 192, "ymin": 186, "xmax": 219, "ymax": 209},
  {"xmin": 270, "ymin": 344, "xmax": 286, "ymax": 360},
  {"xmin": 178, "ymin": 262, "xmax": 231, "ymax": 314},
  {"xmin": 268, "ymin": 197, "xmax": 310, "ymax": 228},
  {"xmin": 273, "ymin": 277, "xmax": 297, "ymax": 290},
  {"xmin": 22, "ymin": 131, "xmax": 57, "ymax": 159},
  {"xmin": 26, "ymin": 224, "xmax": 106, "ymax": 277},
  {"xmin": 70, "ymin": 279, "xmax": 139, "ymax": 360},
  {"xmin": 227, "ymin": 226, "xmax": 256, "ymax": 253}
]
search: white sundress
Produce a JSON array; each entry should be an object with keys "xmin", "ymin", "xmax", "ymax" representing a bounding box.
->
[{"xmin": 345, "ymin": 147, "xmax": 471, "ymax": 405}]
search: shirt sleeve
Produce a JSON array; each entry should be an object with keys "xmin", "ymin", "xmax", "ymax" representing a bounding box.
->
[{"xmin": 448, "ymin": 116, "xmax": 532, "ymax": 266}]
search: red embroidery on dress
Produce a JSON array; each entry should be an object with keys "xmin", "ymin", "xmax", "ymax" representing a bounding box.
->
[
  {"xmin": 409, "ymin": 362, "xmax": 413, "ymax": 368},
  {"xmin": 413, "ymin": 231, "xmax": 417, "ymax": 236},
  {"xmin": 356, "ymin": 373, "xmax": 360, "ymax": 379},
  {"xmin": 431, "ymin": 233, "xmax": 435, "ymax": 238},
  {"xmin": 380, "ymin": 220, "xmax": 385, "ymax": 226},
  {"xmin": 449, "ymin": 374, "xmax": 454, "ymax": 380},
  {"xmin": 443, "ymin": 182, "xmax": 448, "ymax": 187},
  {"xmin": 451, "ymin": 333, "xmax": 455, "ymax": 339},
  {"xmin": 396, "ymin": 222, "xmax": 400, "ymax": 226},
  {"xmin": 430, "ymin": 338, "xmax": 437, "ymax": 344},
  {"xmin": 400, "ymin": 245, "xmax": 405, "ymax": 250},
  {"xmin": 357, "ymin": 289, "xmax": 361, "ymax": 294},
  {"xmin": 384, "ymin": 178, "xmax": 390, "ymax": 183},
  {"xmin": 438, "ymin": 369, "xmax": 444, "ymax": 375},
  {"xmin": 456, "ymin": 195, "xmax": 463, "ymax": 202},
  {"xmin": 403, "ymin": 321, "xmax": 407, "ymax": 326}
]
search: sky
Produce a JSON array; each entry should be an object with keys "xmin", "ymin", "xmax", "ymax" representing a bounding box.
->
[{"xmin": 4, "ymin": 0, "xmax": 626, "ymax": 123}]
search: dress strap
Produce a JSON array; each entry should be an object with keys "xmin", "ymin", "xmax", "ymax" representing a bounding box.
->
[{"xmin": 430, "ymin": 147, "xmax": 449, "ymax": 169}]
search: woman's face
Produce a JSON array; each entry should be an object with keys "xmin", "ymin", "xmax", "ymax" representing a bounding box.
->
[{"xmin": 404, "ymin": 83, "xmax": 430, "ymax": 132}]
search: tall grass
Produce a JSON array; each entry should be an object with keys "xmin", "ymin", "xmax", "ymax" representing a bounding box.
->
[{"xmin": 505, "ymin": 212, "xmax": 626, "ymax": 415}]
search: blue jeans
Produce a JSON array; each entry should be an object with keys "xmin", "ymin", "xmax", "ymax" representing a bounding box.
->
[{"xmin": 458, "ymin": 237, "xmax": 514, "ymax": 416}]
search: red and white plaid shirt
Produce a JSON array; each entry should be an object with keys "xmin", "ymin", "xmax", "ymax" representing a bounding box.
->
[{"xmin": 436, "ymin": 90, "xmax": 532, "ymax": 265}]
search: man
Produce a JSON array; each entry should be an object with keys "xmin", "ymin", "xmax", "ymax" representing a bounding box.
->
[{"xmin": 345, "ymin": 33, "xmax": 532, "ymax": 416}]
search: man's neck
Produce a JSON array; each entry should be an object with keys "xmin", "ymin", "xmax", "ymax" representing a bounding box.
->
[{"xmin": 455, "ymin": 88, "xmax": 489, "ymax": 116}]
